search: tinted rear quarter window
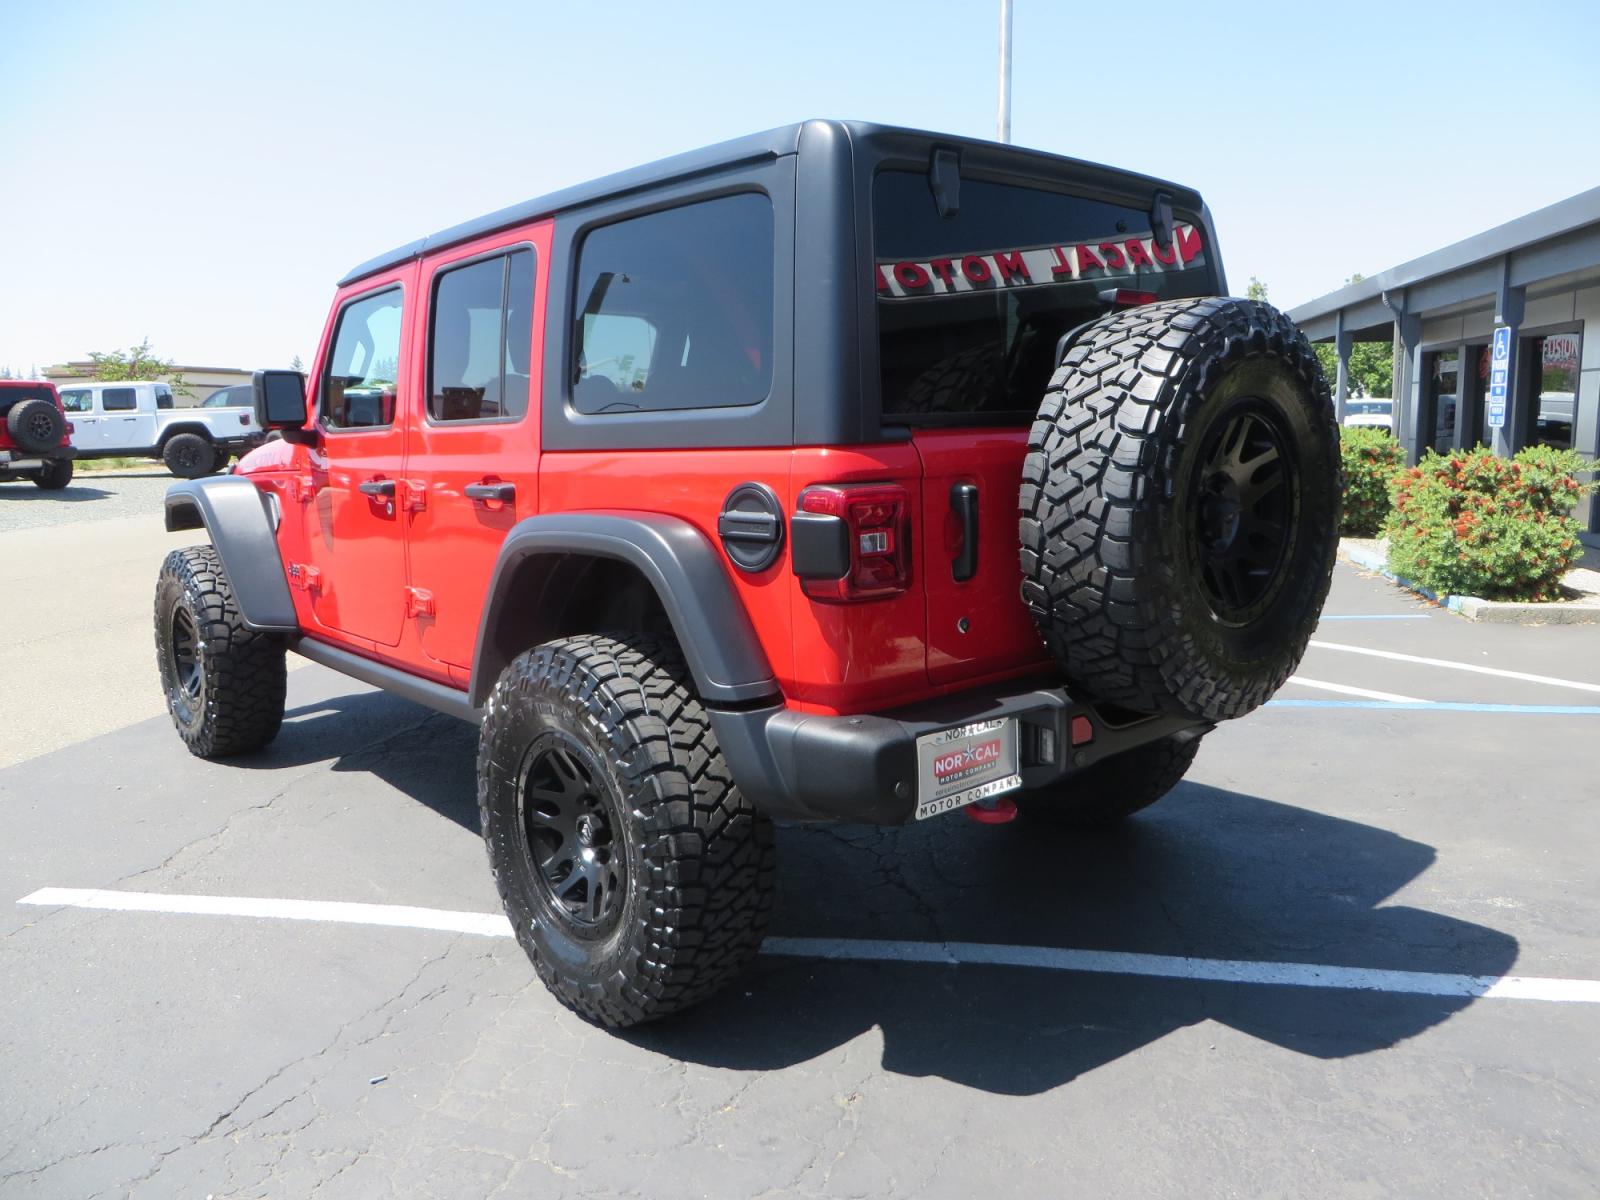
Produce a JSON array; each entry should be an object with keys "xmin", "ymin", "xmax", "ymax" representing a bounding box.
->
[
  {"xmin": 428, "ymin": 249, "xmax": 535, "ymax": 422},
  {"xmin": 571, "ymin": 193, "xmax": 773, "ymax": 414},
  {"xmin": 873, "ymin": 171, "xmax": 1216, "ymax": 423},
  {"xmin": 102, "ymin": 387, "xmax": 138, "ymax": 411}
]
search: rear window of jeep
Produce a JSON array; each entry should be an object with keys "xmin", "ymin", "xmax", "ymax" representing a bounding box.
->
[
  {"xmin": 873, "ymin": 170, "xmax": 1216, "ymax": 423},
  {"xmin": 571, "ymin": 192, "xmax": 773, "ymax": 414}
]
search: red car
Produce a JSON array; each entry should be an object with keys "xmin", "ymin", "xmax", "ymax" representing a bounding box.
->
[
  {"xmin": 156, "ymin": 121, "xmax": 1340, "ymax": 1026},
  {"xmin": 0, "ymin": 380, "xmax": 75, "ymax": 489}
]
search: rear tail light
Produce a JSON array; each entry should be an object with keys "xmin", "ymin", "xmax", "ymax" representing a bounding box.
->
[
  {"xmin": 64, "ymin": 421, "xmax": 75, "ymax": 436},
  {"xmin": 795, "ymin": 483, "xmax": 912, "ymax": 602}
]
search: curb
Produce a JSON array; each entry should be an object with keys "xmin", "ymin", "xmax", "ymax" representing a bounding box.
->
[{"xmin": 1339, "ymin": 543, "xmax": 1600, "ymax": 625}]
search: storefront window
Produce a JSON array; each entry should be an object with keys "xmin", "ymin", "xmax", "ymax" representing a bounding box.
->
[
  {"xmin": 1529, "ymin": 332, "xmax": 1580, "ymax": 451},
  {"xmin": 1423, "ymin": 348, "xmax": 1459, "ymax": 453}
]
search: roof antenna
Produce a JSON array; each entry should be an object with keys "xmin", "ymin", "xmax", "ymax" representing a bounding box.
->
[{"xmin": 997, "ymin": 0, "xmax": 1013, "ymax": 143}]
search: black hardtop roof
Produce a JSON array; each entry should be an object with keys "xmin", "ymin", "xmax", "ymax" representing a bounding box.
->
[{"xmin": 339, "ymin": 119, "xmax": 1202, "ymax": 287}]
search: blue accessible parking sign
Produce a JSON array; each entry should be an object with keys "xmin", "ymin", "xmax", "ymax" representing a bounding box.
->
[{"xmin": 1487, "ymin": 326, "xmax": 1511, "ymax": 428}]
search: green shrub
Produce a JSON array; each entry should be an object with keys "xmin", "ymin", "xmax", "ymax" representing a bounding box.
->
[
  {"xmin": 1339, "ymin": 425, "xmax": 1405, "ymax": 536},
  {"xmin": 1385, "ymin": 446, "xmax": 1594, "ymax": 601}
]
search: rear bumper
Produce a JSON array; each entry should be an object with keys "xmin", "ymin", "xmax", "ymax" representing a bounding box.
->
[
  {"xmin": 0, "ymin": 446, "xmax": 75, "ymax": 470},
  {"xmin": 710, "ymin": 683, "xmax": 1209, "ymax": 824}
]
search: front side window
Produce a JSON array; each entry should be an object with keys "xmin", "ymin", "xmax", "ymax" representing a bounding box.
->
[
  {"xmin": 428, "ymin": 249, "xmax": 534, "ymax": 421},
  {"xmin": 571, "ymin": 192, "xmax": 773, "ymax": 414},
  {"xmin": 322, "ymin": 288, "xmax": 403, "ymax": 429},
  {"xmin": 60, "ymin": 389, "xmax": 92, "ymax": 413},
  {"xmin": 102, "ymin": 387, "xmax": 137, "ymax": 411},
  {"xmin": 874, "ymin": 171, "xmax": 1217, "ymax": 422}
]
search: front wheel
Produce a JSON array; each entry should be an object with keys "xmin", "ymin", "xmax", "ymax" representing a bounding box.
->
[
  {"xmin": 154, "ymin": 545, "xmax": 286, "ymax": 757},
  {"xmin": 478, "ymin": 632, "xmax": 775, "ymax": 1027},
  {"xmin": 1014, "ymin": 733, "xmax": 1204, "ymax": 828}
]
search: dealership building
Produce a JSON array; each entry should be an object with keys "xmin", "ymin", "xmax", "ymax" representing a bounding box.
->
[{"xmin": 1289, "ymin": 186, "xmax": 1600, "ymax": 546}]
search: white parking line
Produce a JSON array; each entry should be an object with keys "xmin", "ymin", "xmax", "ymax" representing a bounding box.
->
[
  {"xmin": 16, "ymin": 887, "xmax": 512, "ymax": 937},
  {"xmin": 1307, "ymin": 640, "xmax": 1600, "ymax": 694},
  {"xmin": 18, "ymin": 887, "xmax": 1600, "ymax": 1005},
  {"xmin": 1286, "ymin": 676, "xmax": 1423, "ymax": 704}
]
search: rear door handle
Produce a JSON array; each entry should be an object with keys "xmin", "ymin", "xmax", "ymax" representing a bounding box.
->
[
  {"xmin": 464, "ymin": 482, "xmax": 515, "ymax": 503},
  {"xmin": 358, "ymin": 478, "xmax": 396, "ymax": 498},
  {"xmin": 950, "ymin": 483, "xmax": 978, "ymax": 582}
]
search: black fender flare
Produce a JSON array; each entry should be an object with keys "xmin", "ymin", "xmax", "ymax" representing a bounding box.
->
[
  {"xmin": 469, "ymin": 512, "xmax": 778, "ymax": 708},
  {"xmin": 164, "ymin": 477, "xmax": 298, "ymax": 632}
]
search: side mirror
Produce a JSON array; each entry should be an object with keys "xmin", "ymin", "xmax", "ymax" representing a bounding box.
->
[{"xmin": 252, "ymin": 369, "xmax": 313, "ymax": 443}]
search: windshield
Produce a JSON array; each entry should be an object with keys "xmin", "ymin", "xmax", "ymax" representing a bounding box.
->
[
  {"xmin": 874, "ymin": 170, "xmax": 1217, "ymax": 423},
  {"xmin": 1348, "ymin": 400, "xmax": 1392, "ymax": 415}
]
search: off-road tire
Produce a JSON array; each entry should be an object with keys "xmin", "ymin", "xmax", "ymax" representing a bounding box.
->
[
  {"xmin": 1020, "ymin": 297, "xmax": 1339, "ymax": 723},
  {"xmin": 478, "ymin": 632, "xmax": 775, "ymax": 1027},
  {"xmin": 1015, "ymin": 733, "xmax": 1203, "ymax": 828},
  {"xmin": 32, "ymin": 459, "xmax": 74, "ymax": 490},
  {"xmin": 154, "ymin": 545, "xmax": 286, "ymax": 757},
  {"xmin": 6, "ymin": 398, "xmax": 66, "ymax": 454},
  {"xmin": 163, "ymin": 432, "xmax": 215, "ymax": 479}
]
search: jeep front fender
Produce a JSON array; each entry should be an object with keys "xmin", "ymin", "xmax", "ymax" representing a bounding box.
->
[
  {"xmin": 470, "ymin": 512, "xmax": 778, "ymax": 708},
  {"xmin": 164, "ymin": 477, "xmax": 298, "ymax": 632}
]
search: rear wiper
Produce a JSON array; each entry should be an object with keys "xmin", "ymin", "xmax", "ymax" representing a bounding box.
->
[{"xmin": 1150, "ymin": 191, "xmax": 1174, "ymax": 250}]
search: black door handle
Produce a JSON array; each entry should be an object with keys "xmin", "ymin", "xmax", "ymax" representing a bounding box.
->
[
  {"xmin": 358, "ymin": 478, "xmax": 396, "ymax": 497},
  {"xmin": 950, "ymin": 482, "xmax": 978, "ymax": 581},
  {"xmin": 464, "ymin": 482, "xmax": 516, "ymax": 503}
]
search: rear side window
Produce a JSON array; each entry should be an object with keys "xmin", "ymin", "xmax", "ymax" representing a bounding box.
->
[
  {"xmin": 60, "ymin": 389, "xmax": 92, "ymax": 413},
  {"xmin": 571, "ymin": 193, "xmax": 773, "ymax": 414},
  {"xmin": 156, "ymin": 386, "xmax": 174, "ymax": 410},
  {"xmin": 102, "ymin": 387, "xmax": 137, "ymax": 411},
  {"xmin": 874, "ymin": 171, "xmax": 1216, "ymax": 423},
  {"xmin": 322, "ymin": 288, "xmax": 403, "ymax": 430},
  {"xmin": 428, "ymin": 249, "xmax": 535, "ymax": 421}
]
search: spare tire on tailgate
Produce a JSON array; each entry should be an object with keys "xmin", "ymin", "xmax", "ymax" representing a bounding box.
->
[
  {"xmin": 6, "ymin": 398, "xmax": 66, "ymax": 454},
  {"xmin": 1019, "ymin": 297, "xmax": 1339, "ymax": 723}
]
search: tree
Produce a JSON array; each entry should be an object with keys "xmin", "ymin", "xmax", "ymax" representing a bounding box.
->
[
  {"xmin": 290, "ymin": 354, "xmax": 306, "ymax": 373},
  {"xmin": 85, "ymin": 338, "xmax": 191, "ymax": 397},
  {"xmin": 1245, "ymin": 276, "xmax": 1269, "ymax": 302},
  {"xmin": 1314, "ymin": 341, "xmax": 1394, "ymax": 399}
]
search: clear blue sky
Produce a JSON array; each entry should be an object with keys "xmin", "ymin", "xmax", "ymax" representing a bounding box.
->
[{"xmin": 2, "ymin": 0, "xmax": 1596, "ymax": 374}]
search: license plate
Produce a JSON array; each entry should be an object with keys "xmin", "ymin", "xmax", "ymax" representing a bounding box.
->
[{"xmin": 913, "ymin": 718, "xmax": 1022, "ymax": 820}]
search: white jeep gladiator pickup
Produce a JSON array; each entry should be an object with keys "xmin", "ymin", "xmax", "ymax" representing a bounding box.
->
[{"xmin": 57, "ymin": 381, "xmax": 264, "ymax": 477}]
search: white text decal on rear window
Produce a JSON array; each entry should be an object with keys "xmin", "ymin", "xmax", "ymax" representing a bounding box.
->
[{"xmin": 875, "ymin": 223, "xmax": 1204, "ymax": 299}]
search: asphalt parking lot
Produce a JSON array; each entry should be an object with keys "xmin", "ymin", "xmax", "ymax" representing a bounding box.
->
[{"xmin": 3, "ymin": 476, "xmax": 1599, "ymax": 1198}]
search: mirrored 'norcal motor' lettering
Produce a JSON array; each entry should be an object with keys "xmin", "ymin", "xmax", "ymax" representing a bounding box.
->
[{"xmin": 875, "ymin": 223, "xmax": 1206, "ymax": 298}]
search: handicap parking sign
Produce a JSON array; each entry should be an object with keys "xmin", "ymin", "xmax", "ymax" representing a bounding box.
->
[{"xmin": 1487, "ymin": 325, "xmax": 1511, "ymax": 428}]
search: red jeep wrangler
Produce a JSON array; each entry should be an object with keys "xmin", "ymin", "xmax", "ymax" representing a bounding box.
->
[
  {"xmin": 156, "ymin": 121, "xmax": 1338, "ymax": 1026},
  {"xmin": 0, "ymin": 380, "xmax": 75, "ymax": 489}
]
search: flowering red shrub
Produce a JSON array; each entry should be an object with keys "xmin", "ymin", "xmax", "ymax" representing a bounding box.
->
[
  {"xmin": 1385, "ymin": 447, "xmax": 1593, "ymax": 601},
  {"xmin": 1339, "ymin": 426, "xmax": 1405, "ymax": 536}
]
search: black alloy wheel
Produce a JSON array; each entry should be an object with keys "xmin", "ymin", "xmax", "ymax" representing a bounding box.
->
[
  {"xmin": 1188, "ymin": 398, "xmax": 1299, "ymax": 626},
  {"xmin": 21, "ymin": 407, "xmax": 56, "ymax": 446},
  {"xmin": 168, "ymin": 605, "xmax": 205, "ymax": 725},
  {"xmin": 519, "ymin": 734, "xmax": 626, "ymax": 933}
]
